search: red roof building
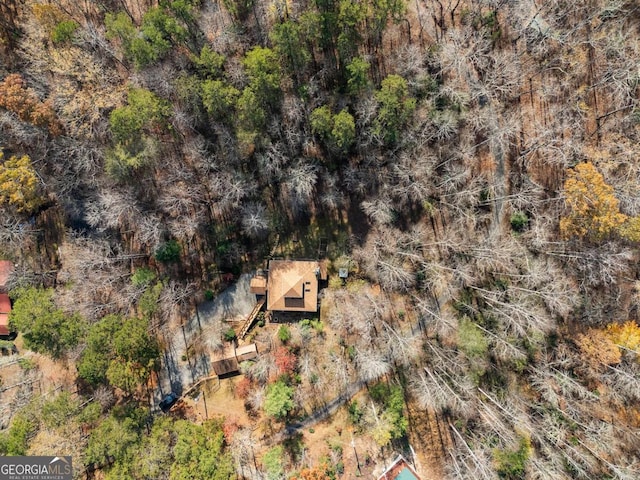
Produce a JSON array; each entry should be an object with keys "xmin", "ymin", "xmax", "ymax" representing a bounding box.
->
[
  {"xmin": 0, "ymin": 293, "xmax": 11, "ymax": 336},
  {"xmin": 377, "ymin": 455, "xmax": 421, "ymax": 480}
]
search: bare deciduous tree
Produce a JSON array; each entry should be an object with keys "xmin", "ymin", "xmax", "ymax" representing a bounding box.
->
[
  {"xmin": 355, "ymin": 347, "xmax": 391, "ymax": 383},
  {"xmin": 326, "ymin": 350, "xmax": 351, "ymax": 388},
  {"xmin": 0, "ymin": 214, "xmax": 36, "ymax": 251},
  {"xmin": 354, "ymin": 227, "xmax": 418, "ymax": 291},
  {"xmin": 85, "ymin": 188, "xmax": 141, "ymax": 233},
  {"xmin": 361, "ymin": 197, "xmax": 396, "ymax": 225},
  {"xmin": 241, "ymin": 202, "xmax": 269, "ymax": 238},
  {"xmin": 282, "ymin": 162, "xmax": 319, "ymax": 217},
  {"xmin": 56, "ymin": 235, "xmax": 135, "ymax": 320}
]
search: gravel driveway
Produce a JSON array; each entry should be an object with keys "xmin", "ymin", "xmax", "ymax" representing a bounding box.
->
[{"xmin": 155, "ymin": 274, "xmax": 256, "ymax": 405}]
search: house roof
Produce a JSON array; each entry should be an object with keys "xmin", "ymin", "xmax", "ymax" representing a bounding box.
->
[
  {"xmin": 0, "ymin": 294, "xmax": 11, "ymax": 313},
  {"xmin": 211, "ymin": 357, "xmax": 239, "ymax": 376},
  {"xmin": 0, "ymin": 261, "xmax": 13, "ymax": 289},
  {"xmin": 267, "ymin": 260, "xmax": 319, "ymax": 312},
  {"xmin": 377, "ymin": 455, "xmax": 421, "ymax": 480},
  {"xmin": 0, "ymin": 294, "xmax": 11, "ymax": 337}
]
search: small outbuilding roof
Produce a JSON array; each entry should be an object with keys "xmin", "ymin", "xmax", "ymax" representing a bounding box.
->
[
  {"xmin": 235, "ymin": 343, "xmax": 258, "ymax": 360},
  {"xmin": 211, "ymin": 343, "xmax": 258, "ymax": 376}
]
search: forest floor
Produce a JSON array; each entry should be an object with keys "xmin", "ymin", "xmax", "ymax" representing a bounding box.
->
[
  {"xmin": 0, "ymin": 343, "xmax": 76, "ymax": 429},
  {"xmin": 405, "ymin": 401, "xmax": 449, "ymax": 479},
  {"xmin": 184, "ymin": 371, "xmax": 388, "ymax": 478}
]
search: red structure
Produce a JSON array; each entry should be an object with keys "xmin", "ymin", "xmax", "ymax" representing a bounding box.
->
[
  {"xmin": 377, "ymin": 455, "xmax": 421, "ymax": 480},
  {"xmin": 0, "ymin": 293, "xmax": 11, "ymax": 336}
]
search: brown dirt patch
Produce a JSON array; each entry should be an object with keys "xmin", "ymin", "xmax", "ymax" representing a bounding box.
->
[
  {"xmin": 406, "ymin": 401, "xmax": 452, "ymax": 480},
  {"xmin": 180, "ymin": 374, "xmax": 252, "ymax": 426},
  {"xmin": 35, "ymin": 354, "xmax": 77, "ymax": 392}
]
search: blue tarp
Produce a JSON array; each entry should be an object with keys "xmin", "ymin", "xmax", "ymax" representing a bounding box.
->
[{"xmin": 395, "ymin": 467, "xmax": 418, "ymax": 480}]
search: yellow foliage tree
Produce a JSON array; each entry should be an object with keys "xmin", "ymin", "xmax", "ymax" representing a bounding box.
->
[
  {"xmin": 32, "ymin": 4, "xmax": 66, "ymax": 35},
  {"xmin": 619, "ymin": 216, "xmax": 640, "ymax": 242},
  {"xmin": 559, "ymin": 162, "xmax": 627, "ymax": 241},
  {"xmin": 0, "ymin": 74, "xmax": 63, "ymax": 135},
  {"xmin": 605, "ymin": 320, "xmax": 640, "ymax": 358},
  {"xmin": 576, "ymin": 328, "xmax": 621, "ymax": 371},
  {"xmin": 0, "ymin": 151, "xmax": 42, "ymax": 213}
]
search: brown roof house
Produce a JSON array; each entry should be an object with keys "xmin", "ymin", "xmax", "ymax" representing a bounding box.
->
[{"xmin": 265, "ymin": 260, "xmax": 325, "ymax": 312}]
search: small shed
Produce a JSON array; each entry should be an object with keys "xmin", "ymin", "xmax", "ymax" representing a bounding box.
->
[
  {"xmin": 211, "ymin": 356, "xmax": 239, "ymax": 376},
  {"xmin": 235, "ymin": 343, "xmax": 258, "ymax": 363},
  {"xmin": 211, "ymin": 343, "xmax": 258, "ymax": 376}
]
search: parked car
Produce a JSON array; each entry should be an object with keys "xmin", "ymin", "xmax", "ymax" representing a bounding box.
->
[{"xmin": 159, "ymin": 392, "xmax": 179, "ymax": 412}]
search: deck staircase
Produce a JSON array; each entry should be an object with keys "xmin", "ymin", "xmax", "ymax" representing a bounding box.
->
[{"xmin": 238, "ymin": 299, "xmax": 265, "ymax": 339}]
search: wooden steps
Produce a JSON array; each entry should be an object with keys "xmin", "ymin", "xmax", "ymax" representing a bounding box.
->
[{"xmin": 238, "ymin": 299, "xmax": 265, "ymax": 339}]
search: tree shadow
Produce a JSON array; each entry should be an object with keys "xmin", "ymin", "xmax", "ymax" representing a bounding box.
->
[{"xmin": 346, "ymin": 197, "xmax": 371, "ymax": 247}]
